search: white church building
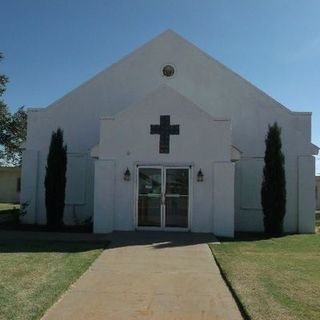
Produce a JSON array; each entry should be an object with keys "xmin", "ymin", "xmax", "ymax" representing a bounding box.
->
[{"xmin": 21, "ymin": 30, "xmax": 318, "ymax": 237}]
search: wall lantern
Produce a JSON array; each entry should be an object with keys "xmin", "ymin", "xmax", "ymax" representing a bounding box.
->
[
  {"xmin": 197, "ymin": 169, "xmax": 204, "ymax": 182},
  {"xmin": 124, "ymin": 168, "xmax": 131, "ymax": 181}
]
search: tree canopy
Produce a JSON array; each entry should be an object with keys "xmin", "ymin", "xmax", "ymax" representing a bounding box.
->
[{"xmin": 0, "ymin": 52, "xmax": 27, "ymax": 166}]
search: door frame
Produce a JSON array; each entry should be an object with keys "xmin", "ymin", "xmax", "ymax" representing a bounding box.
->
[{"xmin": 135, "ymin": 165, "xmax": 192, "ymax": 231}]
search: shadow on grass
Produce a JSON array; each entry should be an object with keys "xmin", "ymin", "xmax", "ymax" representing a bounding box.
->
[
  {"xmin": 0, "ymin": 223, "xmax": 93, "ymax": 233},
  {"xmin": 0, "ymin": 228, "xmax": 218, "ymax": 252},
  {"xmin": 0, "ymin": 240, "xmax": 108, "ymax": 253},
  {"xmin": 1, "ymin": 229, "xmax": 309, "ymax": 252},
  {"xmin": 217, "ymin": 232, "xmax": 269, "ymax": 242},
  {"xmin": 217, "ymin": 231, "xmax": 300, "ymax": 243}
]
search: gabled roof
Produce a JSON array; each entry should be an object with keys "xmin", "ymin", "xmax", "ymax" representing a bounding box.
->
[
  {"xmin": 32, "ymin": 29, "xmax": 317, "ymax": 154},
  {"xmin": 42, "ymin": 29, "xmax": 305, "ymax": 117}
]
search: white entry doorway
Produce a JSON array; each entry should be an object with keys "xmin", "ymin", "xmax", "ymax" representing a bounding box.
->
[{"xmin": 136, "ymin": 166, "xmax": 190, "ymax": 230}]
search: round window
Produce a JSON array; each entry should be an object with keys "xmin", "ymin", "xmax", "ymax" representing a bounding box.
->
[{"xmin": 162, "ymin": 65, "xmax": 175, "ymax": 77}]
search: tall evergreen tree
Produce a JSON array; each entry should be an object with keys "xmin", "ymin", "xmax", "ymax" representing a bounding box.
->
[
  {"xmin": 44, "ymin": 128, "xmax": 67, "ymax": 230},
  {"xmin": 261, "ymin": 122, "xmax": 286, "ymax": 236}
]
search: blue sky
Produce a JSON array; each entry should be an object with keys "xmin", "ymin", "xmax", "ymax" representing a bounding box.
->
[{"xmin": 1, "ymin": 0, "xmax": 320, "ymax": 170}]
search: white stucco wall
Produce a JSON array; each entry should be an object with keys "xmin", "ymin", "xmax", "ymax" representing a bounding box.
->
[
  {"xmin": 298, "ymin": 156, "xmax": 316, "ymax": 233},
  {"xmin": 213, "ymin": 162, "xmax": 235, "ymax": 237},
  {"xmin": 94, "ymin": 160, "xmax": 115, "ymax": 233},
  {"xmin": 21, "ymin": 30, "xmax": 317, "ymax": 233},
  {"xmin": 20, "ymin": 150, "xmax": 38, "ymax": 222},
  {"xmin": 93, "ymin": 85, "xmax": 234, "ymax": 235}
]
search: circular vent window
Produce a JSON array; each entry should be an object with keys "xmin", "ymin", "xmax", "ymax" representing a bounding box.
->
[{"xmin": 162, "ymin": 64, "xmax": 175, "ymax": 77}]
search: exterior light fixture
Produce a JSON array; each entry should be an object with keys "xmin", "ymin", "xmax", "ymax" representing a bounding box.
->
[
  {"xmin": 197, "ymin": 169, "xmax": 204, "ymax": 182},
  {"xmin": 124, "ymin": 168, "xmax": 131, "ymax": 181}
]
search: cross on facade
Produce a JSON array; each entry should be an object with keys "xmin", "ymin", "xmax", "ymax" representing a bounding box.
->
[{"xmin": 150, "ymin": 115, "xmax": 180, "ymax": 153}]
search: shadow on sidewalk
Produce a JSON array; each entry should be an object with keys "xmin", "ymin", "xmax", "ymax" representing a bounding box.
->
[{"xmin": 0, "ymin": 230, "xmax": 218, "ymax": 253}]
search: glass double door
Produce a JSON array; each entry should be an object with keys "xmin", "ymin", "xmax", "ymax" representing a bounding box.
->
[{"xmin": 137, "ymin": 167, "xmax": 189, "ymax": 229}]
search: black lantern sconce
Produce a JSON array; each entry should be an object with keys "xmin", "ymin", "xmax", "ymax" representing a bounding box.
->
[
  {"xmin": 197, "ymin": 169, "xmax": 204, "ymax": 182},
  {"xmin": 124, "ymin": 168, "xmax": 131, "ymax": 181}
]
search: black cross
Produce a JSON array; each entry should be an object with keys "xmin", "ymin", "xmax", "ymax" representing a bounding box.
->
[{"xmin": 150, "ymin": 115, "xmax": 180, "ymax": 153}]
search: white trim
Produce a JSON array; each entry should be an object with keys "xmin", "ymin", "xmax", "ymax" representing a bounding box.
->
[{"xmin": 135, "ymin": 165, "xmax": 191, "ymax": 231}]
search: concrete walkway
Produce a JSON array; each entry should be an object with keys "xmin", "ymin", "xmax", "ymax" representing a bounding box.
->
[{"xmin": 42, "ymin": 232, "xmax": 243, "ymax": 320}]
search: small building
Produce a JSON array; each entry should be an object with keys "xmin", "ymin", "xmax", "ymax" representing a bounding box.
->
[{"xmin": 0, "ymin": 167, "xmax": 21, "ymax": 204}]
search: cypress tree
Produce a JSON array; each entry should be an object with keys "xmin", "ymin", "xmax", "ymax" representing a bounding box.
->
[
  {"xmin": 261, "ymin": 122, "xmax": 286, "ymax": 236},
  {"xmin": 44, "ymin": 128, "xmax": 67, "ymax": 230}
]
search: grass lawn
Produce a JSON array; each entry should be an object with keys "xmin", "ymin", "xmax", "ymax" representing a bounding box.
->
[
  {"xmin": 210, "ymin": 234, "xmax": 320, "ymax": 320},
  {"xmin": 0, "ymin": 240, "xmax": 106, "ymax": 320}
]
